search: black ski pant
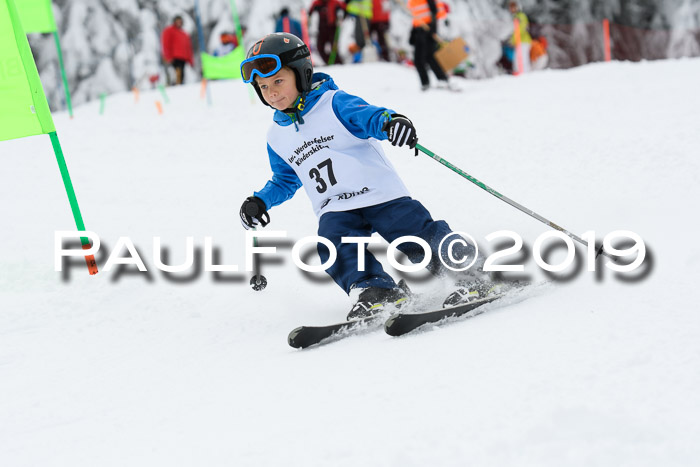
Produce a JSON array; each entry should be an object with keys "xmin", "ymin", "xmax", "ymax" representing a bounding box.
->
[
  {"xmin": 316, "ymin": 24, "xmax": 342, "ymax": 65},
  {"xmin": 411, "ymin": 27, "xmax": 448, "ymax": 86},
  {"xmin": 354, "ymin": 16, "xmax": 367, "ymax": 49},
  {"xmin": 170, "ymin": 59, "xmax": 186, "ymax": 85},
  {"xmin": 370, "ymin": 21, "xmax": 390, "ymax": 61}
]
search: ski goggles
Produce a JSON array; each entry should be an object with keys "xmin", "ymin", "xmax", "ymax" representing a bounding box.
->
[{"xmin": 240, "ymin": 46, "xmax": 310, "ymax": 83}]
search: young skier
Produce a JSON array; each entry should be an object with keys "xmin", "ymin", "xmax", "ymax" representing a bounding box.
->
[{"xmin": 238, "ymin": 33, "xmax": 492, "ymax": 319}]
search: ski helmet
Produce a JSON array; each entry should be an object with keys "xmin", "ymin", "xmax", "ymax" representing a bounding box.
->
[{"xmin": 241, "ymin": 33, "xmax": 313, "ymax": 107}]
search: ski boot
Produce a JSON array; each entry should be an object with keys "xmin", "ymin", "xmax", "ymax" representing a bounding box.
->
[
  {"xmin": 347, "ymin": 280, "xmax": 412, "ymax": 320},
  {"xmin": 442, "ymin": 279, "xmax": 507, "ymax": 308}
]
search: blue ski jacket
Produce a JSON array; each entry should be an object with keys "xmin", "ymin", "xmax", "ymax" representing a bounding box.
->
[{"xmin": 254, "ymin": 72, "xmax": 395, "ymax": 210}]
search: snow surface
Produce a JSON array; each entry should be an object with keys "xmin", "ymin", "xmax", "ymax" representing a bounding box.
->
[{"xmin": 1, "ymin": 58, "xmax": 700, "ymax": 466}]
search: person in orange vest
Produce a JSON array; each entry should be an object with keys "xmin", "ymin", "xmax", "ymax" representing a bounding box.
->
[
  {"xmin": 161, "ymin": 15, "xmax": 194, "ymax": 85},
  {"xmin": 408, "ymin": 0, "xmax": 451, "ymax": 91},
  {"xmin": 370, "ymin": 0, "xmax": 391, "ymax": 61}
]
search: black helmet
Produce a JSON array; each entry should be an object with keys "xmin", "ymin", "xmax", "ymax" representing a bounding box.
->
[{"xmin": 243, "ymin": 33, "xmax": 313, "ymax": 107}]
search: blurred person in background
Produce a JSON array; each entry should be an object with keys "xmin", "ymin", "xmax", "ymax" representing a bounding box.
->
[
  {"xmin": 275, "ymin": 7, "xmax": 303, "ymax": 39},
  {"xmin": 527, "ymin": 22, "xmax": 549, "ymax": 70},
  {"xmin": 408, "ymin": 0, "xmax": 451, "ymax": 90},
  {"xmin": 213, "ymin": 32, "xmax": 237, "ymax": 57},
  {"xmin": 213, "ymin": 27, "xmax": 247, "ymax": 57},
  {"xmin": 508, "ymin": 0, "xmax": 532, "ymax": 73},
  {"xmin": 346, "ymin": 0, "xmax": 373, "ymax": 61},
  {"xmin": 161, "ymin": 15, "xmax": 194, "ymax": 85},
  {"xmin": 309, "ymin": 0, "xmax": 347, "ymax": 65},
  {"xmin": 370, "ymin": 0, "xmax": 391, "ymax": 61}
]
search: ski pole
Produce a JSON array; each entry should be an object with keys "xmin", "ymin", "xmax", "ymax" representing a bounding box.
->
[
  {"xmin": 249, "ymin": 232, "xmax": 268, "ymax": 291},
  {"xmin": 329, "ymin": 22, "xmax": 341, "ymax": 65},
  {"xmin": 415, "ymin": 143, "xmax": 615, "ymax": 260},
  {"xmin": 246, "ymin": 199, "xmax": 269, "ymax": 290}
]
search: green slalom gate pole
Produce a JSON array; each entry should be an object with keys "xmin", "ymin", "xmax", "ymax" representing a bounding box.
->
[
  {"xmin": 53, "ymin": 31, "xmax": 73, "ymax": 118},
  {"xmin": 229, "ymin": 0, "xmax": 255, "ymax": 103},
  {"xmin": 415, "ymin": 143, "xmax": 615, "ymax": 260},
  {"xmin": 329, "ymin": 24, "xmax": 341, "ymax": 65},
  {"xmin": 228, "ymin": 0, "xmax": 243, "ymax": 48},
  {"xmin": 158, "ymin": 84, "xmax": 170, "ymax": 104},
  {"xmin": 49, "ymin": 131, "xmax": 98, "ymax": 274}
]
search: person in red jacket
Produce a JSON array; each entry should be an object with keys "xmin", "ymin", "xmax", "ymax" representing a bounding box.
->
[
  {"xmin": 161, "ymin": 16, "xmax": 194, "ymax": 85},
  {"xmin": 309, "ymin": 0, "xmax": 346, "ymax": 65},
  {"xmin": 370, "ymin": 0, "xmax": 391, "ymax": 61}
]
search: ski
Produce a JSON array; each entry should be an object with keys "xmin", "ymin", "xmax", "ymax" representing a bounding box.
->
[
  {"xmin": 384, "ymin": 294, "xmax": 505, "ymax": 337},
  {"xmin": 289, "ymin": 283, "xmax": 544, "ymax": 347},
  {"xmin": 288, "ymin": 315, "xmax": 385, "ymax": 349},
  {"xmin": 289, "ymin": 279, "xmax": 418, "ymax": 349},
  {"xmin": 287, "ymin": 294, "xmax": 501, "ymax": 349}
]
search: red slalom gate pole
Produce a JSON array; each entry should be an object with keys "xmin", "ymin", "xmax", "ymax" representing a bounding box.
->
[
  {"xmin": 513, "ymin": 18, "xmax": 523, "ymax": 76},
  {"xmin": 603, "ymin": 19, "xmax": 611, "ymax": 61}
]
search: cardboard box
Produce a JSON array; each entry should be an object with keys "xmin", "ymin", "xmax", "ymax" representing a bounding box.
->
[{"xmin": 434, "ymin": 37, "xmax": 469, "ymax": 72}]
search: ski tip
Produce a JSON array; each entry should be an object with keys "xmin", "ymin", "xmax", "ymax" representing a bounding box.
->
[
  {"xmin": 383, "ymin": 316, "xmax": 404, "ymax": 337},
  {"xmin": 288, "ymin": 326, "xmax": 306, "ymax": 349}
]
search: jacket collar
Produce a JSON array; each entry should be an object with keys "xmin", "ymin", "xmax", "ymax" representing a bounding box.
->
[{"xmin": 272, "ymin": 73, "xmax": 337, "ymax": 127}]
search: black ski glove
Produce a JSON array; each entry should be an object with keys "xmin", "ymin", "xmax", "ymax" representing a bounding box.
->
[
  {"xmin": 239, "ymin": 196, "xmax": 270, "ymax": 230},
  {"xmin": 383, "ymin": 114, "xmax": 418, "ymax": 155}
]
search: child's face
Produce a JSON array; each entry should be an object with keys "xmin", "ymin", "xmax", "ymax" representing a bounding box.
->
[{"xmin": 255, "ymin": 67, "xmax": 300, "ymax": 111}]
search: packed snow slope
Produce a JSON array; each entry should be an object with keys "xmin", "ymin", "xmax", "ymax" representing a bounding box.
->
[{"xmin": 1, "ymin": 59, "xmax": 700, "ymax": 466}]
